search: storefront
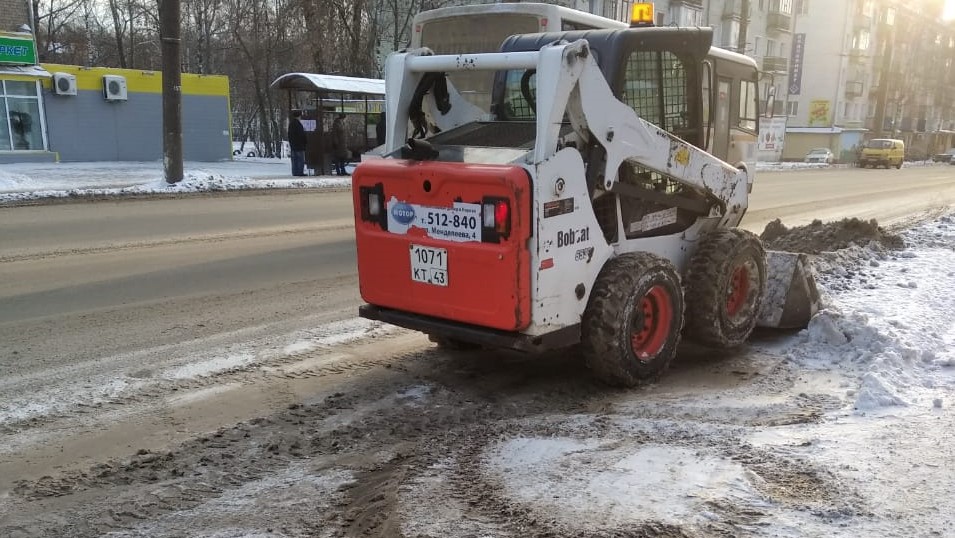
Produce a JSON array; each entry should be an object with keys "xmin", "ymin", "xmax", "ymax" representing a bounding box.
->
[{"xmin": 0, "ymin": 30, "xmax": 54, "ymax": 163}]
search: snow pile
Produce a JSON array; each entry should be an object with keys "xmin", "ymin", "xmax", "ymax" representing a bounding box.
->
[
  {"xmin": 761, "ymin": 217, "xmax": 904, "ymax": 255},
  {"xmin": 0, "ymin": 168, "xmax": 33, "ymax": 190},
  {"xmin": 755, "ymin": 162, "xmax": 830, "ymax": 172},
  {"xmin": 0, "ymin": 160, "xmax": 352, "ymax": 203},
  {"xmin": 0, "ymin": 171, "xmax": 351, "ymax": 203},
  {"xmin": 778, "ymin": 214, "xmax": 955, "ymax": 412}
]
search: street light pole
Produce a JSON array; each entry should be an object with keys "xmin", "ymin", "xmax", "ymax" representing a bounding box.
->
[{"xmin": 160, "ymin": 0, "xmax": 183, "ymax": 184}]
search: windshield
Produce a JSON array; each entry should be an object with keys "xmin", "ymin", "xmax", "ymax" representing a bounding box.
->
[
  {"xmin": 419, "ymin": 14, "xmax": 539, "ymax": 112},
  {"xmin": 866, "ymin": 140, "xmax": 893, "ymax": 149},
  {"xmin": 808, "ymin": 148, "xmax": 829, "ymax": 154}
]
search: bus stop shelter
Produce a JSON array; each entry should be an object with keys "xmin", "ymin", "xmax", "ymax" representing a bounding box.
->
[{"xmin": 270, "ymin": 73, "xmax": 385, "ymax": 175}]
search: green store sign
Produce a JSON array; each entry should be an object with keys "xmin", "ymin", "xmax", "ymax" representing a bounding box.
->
[{"xmin": 0, "ymin": 34, "xmax": 38, "ymax": 65}]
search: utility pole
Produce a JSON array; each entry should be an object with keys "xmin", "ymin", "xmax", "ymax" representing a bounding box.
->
[
  {"xmin": 738, "ymin": 0, "xmax": 750, "ymax": 55},
  {"xmin": 160, "ymin": 0, "xmax": 183, "ymax": 184},
  {"xmin": 873, "ymin": 6, "xmax": 895, "ymax": 138}
]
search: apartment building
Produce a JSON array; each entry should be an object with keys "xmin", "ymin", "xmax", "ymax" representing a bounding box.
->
[{"xmin": 592, "ymin": 0, "xmax": 955, "ymax": 161}]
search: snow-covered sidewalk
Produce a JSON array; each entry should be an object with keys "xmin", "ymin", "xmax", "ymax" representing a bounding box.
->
[
  {"xmin": 2, "ymin": 158, "xmax": 943, "ymax": 205},
  {"xmin": 0, "ymin": 158, "xmax": 353, "ymax": 204}
]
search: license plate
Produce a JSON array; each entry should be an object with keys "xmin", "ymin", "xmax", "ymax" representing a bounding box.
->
[{"xmin": 410, "ymin": 244, "xmax": 448, "ymax": 286}]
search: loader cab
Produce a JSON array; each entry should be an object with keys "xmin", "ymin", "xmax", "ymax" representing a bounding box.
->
[{"xmin": 493, "ymin": 26, "xmax": 759, "ymax": 165}]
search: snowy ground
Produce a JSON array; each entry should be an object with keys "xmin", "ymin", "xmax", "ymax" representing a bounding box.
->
[
  {"xmin": 1, "ymin": 157, "xmax": 953, "ymax": 535},
  {"xmin": 0, "ymin": 158, "xmax": 354, "ymax": 203},
  {"xmin": 1, "ymin": 158, "xmax": 937, "ymax": 204},
  {"xmin": 480, "ymin": 215, "xmax": 955, "ymax": 537}
]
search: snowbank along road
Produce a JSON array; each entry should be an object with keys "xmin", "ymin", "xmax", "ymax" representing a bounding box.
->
[{"xmin": 1, "ymin": 168, "xmax": 955, "ymax": 537}]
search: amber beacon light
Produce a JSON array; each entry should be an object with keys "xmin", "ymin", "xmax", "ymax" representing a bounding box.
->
[{"xmin": 630, "ymin": 3, "xmax": 655, "ymax": 27}]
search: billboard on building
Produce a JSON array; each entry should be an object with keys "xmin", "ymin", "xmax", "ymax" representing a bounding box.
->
[
  {"xmin": 808, "ymin": 100, "xmax": 831, "ymax": 126},
  {"xmin": 788, "ymin": 33, "xmax": 806, "ymax": 96}
]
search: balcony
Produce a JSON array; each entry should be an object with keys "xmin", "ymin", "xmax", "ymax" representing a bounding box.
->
[
  {"xmin": 845, "ymin": 80, "xmax": 864, "ymax": 98},
  {"xmin": 671, "ymin": 0, "xmax": 704, "ymax": 7},
  {"xmin": 848, "ymin": 48, "xmax": 868, "ymax": 63},
  {"xmin": 722, "ymin": 0, "xmax": 744, "ymax": 20},
  {"xmin": 762, "ymin": 56, "xmax": 789, "ymax": 73},
  {"xmin": 767, "ymin": 11, "xmax": 792, "ymax": 33},
  {"xmin": 854, "ymin": 13, "xmax": 874, "ymax": 28}
]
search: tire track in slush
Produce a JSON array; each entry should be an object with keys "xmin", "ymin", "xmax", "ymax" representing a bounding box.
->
[{"xmin": 0, "ymin": 345, "xmax": 859, "ymax": 538}]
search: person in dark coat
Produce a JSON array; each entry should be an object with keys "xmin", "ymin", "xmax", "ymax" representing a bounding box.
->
[
  {"xmin": 332, "ymin": 113, "xmax": 349, "ymax": 175},
  {"xmin": 287, "ymin": 109, "xmax": 307, "ymax": 176},
  {"xmin": 376, "ymin": 111, "xmax": 386, "ymax": 146}
]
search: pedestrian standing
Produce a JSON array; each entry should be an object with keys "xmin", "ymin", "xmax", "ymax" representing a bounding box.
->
[
  {"xmin": 332, "ymin": 113, "xmax": 349, "ymax": 175},
  {"xmin": 376, "ymin": 111, "xmax": 386, "ymax": 146},
  {"xmin": 288, "ymin": 109, "xmax": 307, "ymax": 176}
]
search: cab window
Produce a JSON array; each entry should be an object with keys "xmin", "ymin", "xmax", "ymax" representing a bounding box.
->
[
  {"xmin": 500, "ymin": 69, "xmax": 537, "ymax": 120},
  {"xmin": 738, "ymin": 79, "xmax": 758, "ymax": 131},
  {"xmin": 622, "ymin": 51, "xmax": 690, "ymax": 133}
]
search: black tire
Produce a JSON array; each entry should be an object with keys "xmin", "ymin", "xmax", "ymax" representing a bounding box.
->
[
  {"xmin": 896, "ymin": 160, "xmax": 903, "ymax": 169},
  {"xmin": 232, "ymin": 149, "xmax": 241, "ymax": 156},
  {"xmin": 247, "ymin": 151, "xmax": 256, "ymax": 158},
  {"xmin": 684, "ymin": 228, "xmax": 767, "ymax": 348},
  {"xmin": 581, "ymin": 252, "xmax": 685, "ymax": 387}
]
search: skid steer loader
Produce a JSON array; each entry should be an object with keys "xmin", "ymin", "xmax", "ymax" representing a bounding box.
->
[{"xmin": 353, "ymin": 22, "xmax": 818, "ymax": 386}]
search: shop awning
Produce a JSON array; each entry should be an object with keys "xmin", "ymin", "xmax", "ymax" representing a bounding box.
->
[
  {"xmin": 0, "ymin": 64, "xmax": 52, "ymax": 78},
  {"xmin": 270, "ymin": 73, "xmax": 384, "ymax": 96}
]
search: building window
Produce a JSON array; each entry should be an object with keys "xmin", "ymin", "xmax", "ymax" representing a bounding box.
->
[
  {"xmin": 766, "ymin": 38, "xmax": 777, "ymax": 56},
  {"xmin": 770, "ymin": 0, "xmax": 793, "ymax": 14},
  {"xmin": 720, "ymin": 19, "xmax": 740, "ymax": 49},
  {"xmin": 603, "ymin": 0, "xmax": 634, "ymax": 22},
  {"xmin": 602, "ymin": 0, "xmax": 618, "ymax": 20},
  {"xmin": 1, "ymin": 80, "xmax": 46, "ymax": 152},
  {"xmin": 670, "ymin": 5, "xmax": 702, "ymax": 26},
  {"xmin": 795, "ymin": 0, "xmax": 809, "ymax": 15},
  {"xmin": 852, "ymin": 29, "xmax": 870, "ymax": 51},
  {"xmin": 787, "ymin": 100, "xmax": 799, "ymax": 116}
]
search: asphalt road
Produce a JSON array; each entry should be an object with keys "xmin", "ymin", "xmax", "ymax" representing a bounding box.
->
[
  {"xmin": 3, "ymin": 165, "xmax": 955, "ymax": 324},
  {"xmin": 2, "ymin": 163, "xmax": 953, "ymax": 371}
]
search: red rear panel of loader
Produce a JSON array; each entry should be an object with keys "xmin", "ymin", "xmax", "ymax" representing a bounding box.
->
[{"xmin": 353, "ymin": 159, "xmax": 532, "ymax": 331}]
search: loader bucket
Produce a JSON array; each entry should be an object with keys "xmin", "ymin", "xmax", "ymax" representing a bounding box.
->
[{"xmin": 757, "ymin": 251, "xmax": 821, "ymax": 329}]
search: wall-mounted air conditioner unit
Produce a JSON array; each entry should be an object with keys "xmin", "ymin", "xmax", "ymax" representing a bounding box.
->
[
  {"xmin": 103, "ymin": 75, "xmax": 128, "ymax": 101},
  {"xmin": 53, "ymin": 72, "xmax": 77, "ymax": 96}
]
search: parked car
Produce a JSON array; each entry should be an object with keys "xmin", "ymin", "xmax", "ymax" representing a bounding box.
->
[
  {"xmin": 804, "ymin": 147, "xmax": 834, "ymax": 164},
  {"xmin": 932, "ymin": 148, "xmax": 955, "ymax": 162},
  {"xmin": 231, "ymin": 141, "xmax": 290, "ymax": 159},
  {"xmin": 232, "ymin": 141, "xmax": 260, "ymax": 158}
]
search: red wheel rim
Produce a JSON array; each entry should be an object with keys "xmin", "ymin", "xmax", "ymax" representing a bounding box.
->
[
  {"xmin": 726, "ymin": 264, "xmax": 750, "ymax": 317},
  {"xmin": 630, "ymin": 285, "xmax": 673, "ymax": 360}
]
